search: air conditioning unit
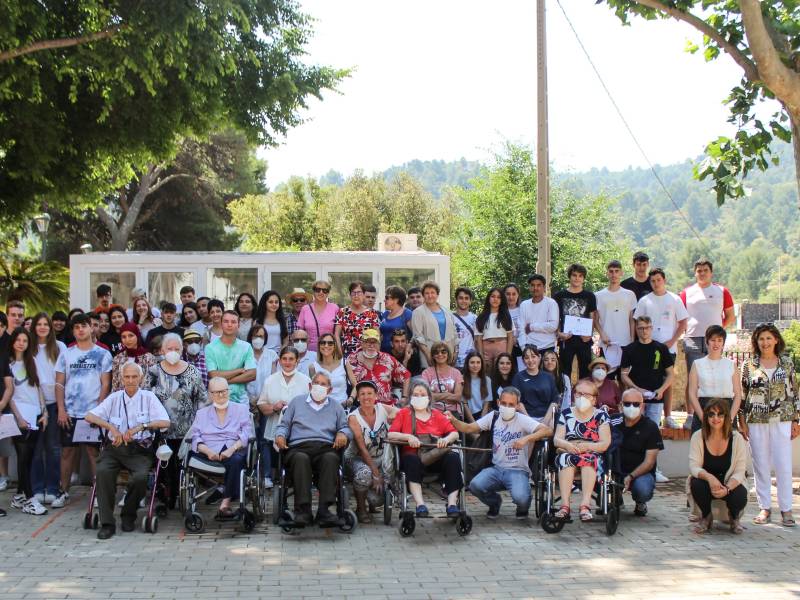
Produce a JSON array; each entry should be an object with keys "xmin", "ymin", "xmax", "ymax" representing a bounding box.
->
[{"xmin": 377, "ymin": 233, "xmax": 418, "ymax": 251}]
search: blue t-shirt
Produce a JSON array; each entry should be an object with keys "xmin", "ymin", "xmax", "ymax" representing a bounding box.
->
[
  {"xmin": 511, "ymin": 369, "xmax": 559, "ymax": 419},
  {"xmin": 379, "ymin": 308, "xmax": 413, "ymax": 353},
  {"xmin": 56, "ymin": 344, "xmax": 113, "ymax": 418},
  {"xmin": 432, "ymin": 309, "xmax": 447, "ymax": 341}
]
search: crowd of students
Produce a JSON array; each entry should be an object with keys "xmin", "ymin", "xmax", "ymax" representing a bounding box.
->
[{"xmin": 0, "ymin": 250, "xmax": 797, "ymax": 536}]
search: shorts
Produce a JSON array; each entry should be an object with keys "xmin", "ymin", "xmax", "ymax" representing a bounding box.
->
[
  {"xmin": 60, "ymin": 418, "xmax": 102, "ymax": 448},
  {"xmin": 682, "ymin": 337, "xmax": 707, "ymax": 372}
]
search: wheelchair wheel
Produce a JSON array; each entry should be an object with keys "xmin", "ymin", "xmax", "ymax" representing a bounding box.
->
[
  {"xmin": 82, "ymin": 513, "xmax": 93, "ymax": 530},
  {"xmin": 456, "ymin": 515, "xmax": 473, "ymax": 536},
  {"xmin": 399, "ymin": 514, "xmax": 415, "ymax": 537},
  {"xmin": 339, "ymin": 509, "xmax": 357, "ymax": 533},
  {"xmin": 383, "ymin": 487, "xmax": 393, "ymax": 526},
  {"xmin": 177, "ymin": 470, "xmax": 187, "ymax": 513},
  {"xmin": 155, "ymin": 504, "xmax": 168, "ymax": 518},
  {"xmin": 241, "ymin": 510, "xmax": 256, "ymax": 533},
  {"xmin": 143, "ymin": 515, "xmax": 158, "ymax": 534},
  {"xmin": 184, "ymin": 511, "xmax": 205, "ymax": 534},
  {"xmin": 605, "ymin": 505, "xmax": 619, "ymax": 536},
  {"xmin": 91, "ymin": 513, "xmax": 99, "ymax": 529},
  {"xmin": 541, "ymin": 513, "xmax": 566, "ymax": 534},
  {"xmin": 271, "ymin": 485, "xmax": 282, "ymax": 525}
]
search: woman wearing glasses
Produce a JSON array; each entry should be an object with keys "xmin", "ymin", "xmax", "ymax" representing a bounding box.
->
[
  {"xmin": 689, "ymin": 398, "xmax": 748, "ymax": 534},
  {"xmin": 333, "ymin": 281, "xmax": 381, "ymax": 358},
  {"xmin": 297, "ymin": 280, "xmax": 339, "ymax": 352},
  {"xmin": 309, "ymin": 333, "xmax": 348, "ymax": 406}
]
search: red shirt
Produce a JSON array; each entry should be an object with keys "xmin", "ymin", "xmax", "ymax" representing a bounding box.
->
[{"xmin": 389, "ymin": 407, "xmax": 456, "ymax": 456}]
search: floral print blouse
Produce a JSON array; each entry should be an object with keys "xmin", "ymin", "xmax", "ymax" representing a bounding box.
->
[
  {"xmin": 145, "ymin": 362, "xmax": 208, "ymax": 438},
  {"xmin": 741, "ymin": 355, "xmax": 799, "ymax": 424},
  {"xmin": 333, "ymin": 306, "xmax": 381, "ymax": 356}
]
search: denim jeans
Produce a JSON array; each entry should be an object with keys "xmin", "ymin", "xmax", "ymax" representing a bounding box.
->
[
  {"xmin": 628, "ymin": 472, "xmax": 655, "ymax": 504},
  {"xmin": 469, "ymin": 465, "xmax": 531, "ymax": 510},
  {"xmin": 644, "ymin": 402, "xmax": 663, "ymax": 428},
  {"xmin": 31, "ymin": 404, "xmax": 62, "ymax": 496}
]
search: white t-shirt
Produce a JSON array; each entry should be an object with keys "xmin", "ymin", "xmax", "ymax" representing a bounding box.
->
[
  {"xmin": 476, "ymin": 411, "xmax": 541, "ymax": 473},
  {"xmin": 35, "ymin": 341, "xmax": 66, "ymax": 404},
  {"xmin": 634, "ymin": 291, "xmax": 689, "ymax": 353},
  {"xmin": 453, "ymin": 312, "xmax": 477, "ymax": 368},
  {"xmin": 680, "ymin": 283, "xmax": 734, "ymax": 338},
  {"xmin": 56, "ymin": 344, "xmax": 113, "ymax": 418},
  {"xmin": 478, "ymin": 313, "xmax": 509, "ymax": 339},
  {"xmin": 508, "ymin": 306, "xmax": 522, "ymax": 344},
  {"xmin": 595, "ymin": 287, "xmax": 637, "ymax": 347},
  {"xmin": 10, "ymin": 361, "xmax": 41, "ymax": 411},
  {"xmin": 518, "ymin": 297, "xmax": 559, "ymax": 349}
]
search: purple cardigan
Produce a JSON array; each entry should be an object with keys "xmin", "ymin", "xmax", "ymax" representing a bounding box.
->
[{"xmin": 190, "ymin": 402, "xmax": 254, "ymax": 453}]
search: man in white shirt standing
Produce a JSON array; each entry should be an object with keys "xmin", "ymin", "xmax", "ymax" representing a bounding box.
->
[
  {"xmin": 679, "ymin": 258, "xmax": 735, "ymax": 429},
  {"xmin": 519, "ymin": 274, "xmax": 559, "ymax": 353},
  {"xmin": 594, "ymin": 261, "xmax": 637, "ymax": 374},
  {"xmin": 634, "ymin": 267, "xmax": 688, "ymax": 429},
  {"xmin": 452, "ymin": 287, "xmax": 477, "ymax": 369}
]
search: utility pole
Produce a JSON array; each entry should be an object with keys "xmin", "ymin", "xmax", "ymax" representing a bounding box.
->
[{"xmin": 536, "ymin": 0, "xmax": 551, "ymax": 289}]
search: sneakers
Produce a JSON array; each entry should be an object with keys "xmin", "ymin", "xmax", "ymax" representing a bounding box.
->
[
  {"xmin": 33, "ymin": 492, "xmax": 45, "ymax": 503},
  {"xmin": 682, "ymin": 416, "xmax": 694, "ymax": 430},
  {"xmin": 486, "ymin": 504, "xmax": 501, "ymax": 519},
  {"xmin": 11, "ymin": 494, "xmax": 26, "ymax": 509},
  {"xmin": 634, "ymin": 502, "xmax": 648, "ymax": 517},
  {"xmin": 446, "ymin": 504, "xmax": 460, "ymax": 518},
  {"xmin": 663, "ymin": 416, "xmax": 679, "ymax": 429},
  {"xmin": 118, "ymin": 492, "xmax": 127, "ymax": 507},
  {"xmin": 0, "ymin": 476, "xmax": 8, "ymax": 491},
  {"xmin": 22, "ymin": 498, "xmax": 48, "ymax": 515},
  {"xmin": 50, "ymin": 491, "xmax": 69, "ymax": 508},
  {"xmin": 44, "ymin": 493, "xmax": 57, "ymax": 505},
  {"xmin": 263, "ymin": 477, "xmax": 274, "ymax": 489},
  {"xmin": 655, "ymin": 470, "xmax": 669, "ymax": 483},
  {"xmin": 70, "ymin": 473, "xmax": 79, "ymax": 486}
]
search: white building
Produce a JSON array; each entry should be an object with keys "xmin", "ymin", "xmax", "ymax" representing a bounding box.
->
[{"xmin": 69, "ymin": 251, "xmax": 450, "ymax": 310}]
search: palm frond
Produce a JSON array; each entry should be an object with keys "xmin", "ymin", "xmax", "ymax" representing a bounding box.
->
[{"xmin": 0, "ymin": 256, "xmax": 70, "ymax": 313}]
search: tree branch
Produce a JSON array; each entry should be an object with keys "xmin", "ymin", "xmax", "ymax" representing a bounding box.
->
[
  {"xmin": 0, "ymin": 26, "xmax": 122, "ymax": 63},
  {"xmin": 147, "ymin": 172, "xmax": 195, "ymax": 195},
  {"xmin": 95, "ymin": 206, "xmax": 119, "ymax": 236},
  {"xmin": 630, "ymin": 0, "xmax": 759, "ymax": 82},
  {"xmin": 739, "ymin": 0, "xmax": 800, "ymax": 115}
]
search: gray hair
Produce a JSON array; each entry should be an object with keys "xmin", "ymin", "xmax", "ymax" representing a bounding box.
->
[
  {"xmin": 208, "ymin": 376, "xmax": 229, "ymax": 392},
  {"xmin": 499, "ymin": 386, "xmax": 521, "ymax": 402},
  {"xmin": 121, "ymin": 362, "xmax": 143, "ymax": 377},
  {"xmin": 621, "ymin": 388, "xmax": 644, "ymax": 403},
  {"xmin": 311, "ymin": 371, "xmax": 332, "ymax": 387},
  {"xmin": 408, "ymin": 377, "xmax": 432, "ymax": 398},
  {"xmin": 161, "ymin": 332, "xmax": 183, "ymax": 351}
]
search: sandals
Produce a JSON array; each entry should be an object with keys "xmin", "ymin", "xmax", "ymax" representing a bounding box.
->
[
  {"xmin": 694, "ymin": 514, "xmax": 713, "ymax": 534},
  {"xmin": 554, "ymin": 505, "xmax": 570, "ymax": 520},
  {"xmin": 579, "ymin": 505, "xmax": 593, "ymax": 522},
  {"xmin": 781, "ymin": 511, "xmax": 796, "ymax": 527},
  {"xmin": 729, "ymin": 518, "xmax": 743, "ymax": 534},
  {"xmin": 752, "ymin": 509, "xmax": 771, "ymax": 525}
]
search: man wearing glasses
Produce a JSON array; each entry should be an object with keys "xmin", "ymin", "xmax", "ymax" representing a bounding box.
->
[
  {"xmin": 297, "ymin": 281, "xmax": 338, "ymax": 352},
  {"xmin": 618, "ymin": 389, "xmax": 664, "ymax": 517}
]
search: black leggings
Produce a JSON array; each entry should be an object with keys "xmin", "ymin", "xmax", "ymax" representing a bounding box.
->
[
  {"xmin": 690, "ymin": 477, "xmax": 747, "ymax": 519},
  {"xmin": 163, "ymin": 439, "xmax": 183, "ymax": 508},
  {"xmin": 401, "ymin": 451, "xmax": 463, "ymax": 494},
  {"xmin": 13, "ymin": 430, "xmax": 40, "ymax": 499},
  {"xmin": 559, "ymin": 341, "xmax": 592, "ymax": 380}
]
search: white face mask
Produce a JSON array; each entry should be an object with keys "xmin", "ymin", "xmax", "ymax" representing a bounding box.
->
[
  {"xmin": 213, "ymin": 399, "xmax": 229, "ymax": 410},
  {"xmin": 363, "ymin": 349, "xmax": 378, "ymax": 359},
  {"xmin": 575, "ymin": 395, "xmax": 592, "ymax": 411},
  {"xmin": 499, "ymin": 405, "xmax": 517, "ymax": 421},
  {"xmin": 623, "ymin": 404, "xmax": 641, "ymax": 420},
  {"xmin": 282, "ymin": 368, "xmax": 297, "ymax": 377},
  {"xmin": 592, "ymin": 368, "xmax": 607, "ymax": 382},
  {"xmin": 410, "ymin": 395, "xmax": 429, "ymax": 411},
  {"xmin": 186, "ymin": 343, "xmax": 201, "ymax": 356},
  {"xmin": 165, "ymin": 351, "xmax": 181, "ymax": 365},
  {"xmin": 310, "ymin": 384, "xmax": 328, "ymax": 402},
  {"xmin": 293, "ymin": 341, "xmax": 307, "ymax": 354},
  {"xmin": 251, "ymin": 337, "xmax": 265, "ymax": 350}
]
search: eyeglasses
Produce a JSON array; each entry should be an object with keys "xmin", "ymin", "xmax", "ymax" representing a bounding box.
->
[
  {"xmin": 636, "ymin": 325, "xmax": 653, "ymax": 330},
  {"xmin": 350, "ymin": 290, "xmax": 363, "ymax": 296},
  {"xmin": 209, "ymin": 389, "xmax": 228, "ymax": 396},
  {"xmin": 319, "ymin": 340, "xmax": 335, "ymax": 346},
  {"xmin": 707, "ymin": 412, "xmax": 724, "ymax": 419},
  {"xmin": 291, "ymin": 298, "xmax": 306, "ymax": 303},
  {"xmin": 433, "ymin": 349, "xmax": 448, "ymax": 355},
  {"xmin": 621, "ymin": 401, "xmax": 641, "ymax": 408}
]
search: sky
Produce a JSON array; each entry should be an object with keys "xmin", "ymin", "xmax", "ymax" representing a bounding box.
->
[{"xmin": 259, "ymin": 0, "xmax": 751, "ymax": 188}]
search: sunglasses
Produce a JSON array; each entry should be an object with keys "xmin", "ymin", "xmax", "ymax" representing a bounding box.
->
[
  {"xmin": 622, "ymin": 401, "xmax": 641, "ymax": 408},
  {"xmin": 291, "ymin": 298, "xmax": 306, "ymax": 303},
  {"xmin": 292, "ymin": 338, "xmax": 308, "ymax": 343},
  {"xmin": 433, "ymin": 349, "xmax": 448, "ymax": 355},
  {"xmin": 319, "ymin": 340, "xmax": 335, "ymax": 346},
  {"xmin": 707, "ymin": 412, "xmax": 724, "ymax": 419},
  {"xmin": 312, "ymin": 287, "xmax": 330, "ymax": 293}
]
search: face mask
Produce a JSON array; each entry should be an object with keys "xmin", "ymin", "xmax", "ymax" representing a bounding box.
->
[
  {"xmin": 410, "ymin": 395, "xmax": 429, "ymax": 411},
  {"xmin": 293, "ymin": 341, "xmax": 307, "ymax": 354},
  {"xmin": 623, "ymin": 404, "xmax": 641, "ymax": 419},
  {"xmin": 187, "ymin": 343, "xmax": 201, "ymax": 356},
  {"xmin": 592, "ymin": 368, "xmax": 607, "ymax": 382},
  {"xmin": 165, "ymin": 351, "xmax": 181, "ymax": 365},
  {"xmin": 575, "ymin": 395, "xmax": 592, "ymax": 411},
  {"xmin": 156, "ymin": 444, "xmax": 173, "ymax": 462},
  {"xmin": 310, "ymin": 384, "xmax": 328, "ymax": 402},
  {"xmin": 282, "ymin": 368, "xmax": 297, "ymax": 377},
  {"xmin": 213, "ymin": 400, "xmax": 229, "ymax": 410},
  {"xmin": 251, "ymin": 337, "xmax": 265, "ymax": 350},
  {"xmin": 499, "ymin": 405, "xmax": 517, "ymax": 421},
  {"xmin": 363, "ymin": 349, "xmax": 378, "ymax": 359}
]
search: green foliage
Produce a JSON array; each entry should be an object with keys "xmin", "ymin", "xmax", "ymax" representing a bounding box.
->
[
  {"xmin": 0, "ymin": 255, "xmax": 69, "ymax": 312},
  {"xmin": 0, "ymin": 0, "xmax": 345, "ymax": 227},
  {"xmin": 782, "ymin": 321, "xmax": 800, "ymax": 371},
  {"xmin": 601, "ymin": 0, "xmax": 800, "ymax": 205},
  {"xmin": 452, "ymin": 144, "xmax": 630, "ymax": 300}
]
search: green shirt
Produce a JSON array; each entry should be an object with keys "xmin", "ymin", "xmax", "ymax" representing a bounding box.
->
[{"xmin": 204, "ymin": 337, "xmax": 257, "ymax": 404}]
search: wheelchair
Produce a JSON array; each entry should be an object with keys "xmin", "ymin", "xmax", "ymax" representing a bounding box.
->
[
  {"xmin": 538, "ymin": 414, "xmax": 624, "ymax": 536},
  {"xmin": 384, "ymin": 438, "xmax": 474, "ymax": 537},
  {"xmin": 272, "ymin": 447, "xmax": 357, "ymax": 535},
  {"xmin": 178, "ymin": 438, "xmax": 262, "ymax": 534},
  {"xmin": 82, "ymin": 433, "xmax": 168, "ymax": 534}
]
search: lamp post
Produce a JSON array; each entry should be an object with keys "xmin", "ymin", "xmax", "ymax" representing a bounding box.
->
[
  {"xmin": 80, "ymin": 243, "xmax": 93, "ymax": 254},
  {"xmin": 33, "ymin": 213, "xmax": 51, "ymax": 262}
]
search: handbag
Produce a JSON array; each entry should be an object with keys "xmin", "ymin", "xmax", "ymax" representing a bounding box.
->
[
  {"xmin": 465, "ymin": 411, "xmax": 498, "ymax": 485},
  {"xmin": 411, "ymin": 410, "xmax": 450, "ymax": 466}
]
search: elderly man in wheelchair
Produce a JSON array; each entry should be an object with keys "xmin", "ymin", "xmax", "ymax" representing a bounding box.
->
[
  {"xmin": 274, "ymin": 372, "xmax": 352, "ymax": 528},
  {"xmin": 85, "ymin": 362, "xmax": 171, "ymax": 539}
]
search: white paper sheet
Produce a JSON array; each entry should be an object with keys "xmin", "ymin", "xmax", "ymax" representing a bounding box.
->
[
  {"xmin": 17, "ymin": 404, "xmax": 41, "ymax": 431},
  {"xmin": 72, "ymin": 418, "xmax": 101, "ymax": 443},
  {"xmin": 563, "ymin": 315, "xmax": 593, "ymax": 337},
  {"xmin": 0, "ymin": 414, "xmax": 22, "ymax": 440}
]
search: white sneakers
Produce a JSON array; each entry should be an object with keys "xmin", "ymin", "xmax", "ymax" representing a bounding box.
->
[
  {"xmin": 0, "ymin": 476, "xmax": 8, "ymax": 491},
  {"xmin": 11, "ymin": 494, "xmax": 26, "ymax": 509},
  {"xmin": 50, "ymin": 492, "xmax": 69, "ymax": 508},
  {"xmin": 663, "ymin": 416, "xmax": 679, "ymax": 429},
  {"xmin": 682, "ymin": 417, "xmax": 694, "ymax": 430},
  {"xmin": 10, "ymin": 495, "xmax": 48, "ymax": 515},
  {"xmin": 655, "ymin": 470, "xmax": 669, "ymax": 483}
]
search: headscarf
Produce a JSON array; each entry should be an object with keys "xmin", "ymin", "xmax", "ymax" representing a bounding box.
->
[{"xmin": 119, "ymin": 322, "xmax": 149, "ymax": 358}]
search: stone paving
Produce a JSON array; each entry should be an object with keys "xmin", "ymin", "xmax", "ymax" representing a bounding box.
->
[{"xmin": 1, "ymin": 480, "xmax": 799, "ymax": 600}]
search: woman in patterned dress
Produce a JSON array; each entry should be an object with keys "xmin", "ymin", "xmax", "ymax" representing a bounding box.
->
[
  {"xmin": 553, "ymin": 379, "xmax": 611, "ymax": 522},
  {"xmin": 333, "ymin": 281, "xmax": 380, "ymax": 358}
]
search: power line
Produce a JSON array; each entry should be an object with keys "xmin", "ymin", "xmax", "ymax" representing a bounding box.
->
[{"xmin": 553, "ymin": 0, "xmax": 710, "ymax": 252}]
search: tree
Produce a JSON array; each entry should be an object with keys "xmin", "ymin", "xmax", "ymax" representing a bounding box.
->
[
  {"xmin": 728, "ymin": 240, "xmax": 778, "ymax": 300},
  {"xmin": 0, "ymin": 1, "xmax": 345, "ymax": 226},
  {"xmin": 601, "ymin": 0, "xmax": 800, "ymax": 208},
  {"xmin": 0, "ymin": 256, "xmax": 69, "ymax": 312}
]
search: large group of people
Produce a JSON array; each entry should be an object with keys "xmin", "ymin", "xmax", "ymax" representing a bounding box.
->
[{"xmin": 0, "ymin": 251, "xmax": 797, "ymax": 540}]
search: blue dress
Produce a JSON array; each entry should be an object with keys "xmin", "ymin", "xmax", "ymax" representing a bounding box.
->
[{"xmin": 556, "ymin": 407, "xmax": 609, "ymax": 479}]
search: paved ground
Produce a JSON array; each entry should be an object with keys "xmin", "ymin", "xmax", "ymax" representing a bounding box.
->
[{"xmin": 1, "ymin": 479, "xmax": 799, "ymax": 600}]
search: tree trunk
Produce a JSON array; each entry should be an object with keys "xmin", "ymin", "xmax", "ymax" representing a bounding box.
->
[{"xmin": 792, "ymin": 111, "xmax": 800, "ymax": 213}]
